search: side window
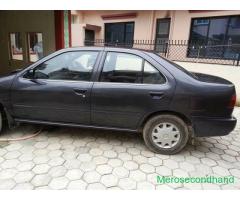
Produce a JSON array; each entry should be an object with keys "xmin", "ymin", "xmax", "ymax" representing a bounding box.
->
[
  {"xmin": 100, "ymin": 52, "xmax": 143, "ymax": 83},
  {"xmin": 143, "ymin": 61, "xmax": 166, "ymax": 84},
  {"xmin": 25, "ymin": 51, "xmax": 98, "ymax": 81}
]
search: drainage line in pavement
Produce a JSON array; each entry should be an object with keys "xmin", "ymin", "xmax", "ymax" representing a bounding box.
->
[{"xmin": 0, "ymin": 127, "xmax": 43, "ymax": 142}]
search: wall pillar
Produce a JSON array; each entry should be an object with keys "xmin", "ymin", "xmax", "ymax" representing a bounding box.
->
[{"xmin": 54, "ymin": 10, "xmax": 71, "ymax": 50}]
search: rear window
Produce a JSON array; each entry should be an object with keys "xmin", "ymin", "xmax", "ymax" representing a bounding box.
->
[
  {"xmin": 148, "ymin": 52, "xmax": 198, "ymax": 79},
  {"xmin": 167, "ymin": 60, "xmax": 198, "ymax": 79}
]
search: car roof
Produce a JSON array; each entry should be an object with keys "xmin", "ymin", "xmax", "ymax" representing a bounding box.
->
[{"xmin": 64, "ymin": 46, "xmax": 154, "ymax": 54}]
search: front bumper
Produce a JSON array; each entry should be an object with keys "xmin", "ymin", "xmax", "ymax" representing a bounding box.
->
[{"xmin": 191, "ymin": 116, "xmax": 237, "ymax": 137}]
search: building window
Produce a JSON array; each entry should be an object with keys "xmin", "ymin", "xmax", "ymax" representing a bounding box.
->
[
  {"xmin": 194, "ymin": 19, "xmax": 209, "ymax": 26},
  {"xmin": 9, "ymin": 32, "xmax": 23, "ymax": 61},
  {"xmin": 27, "ymin": 32, "xmax": 43, "ymax": 62},
  {"xmin": 104, "ymin": 22, "xmax": 134, "ymax": 47},
  {"xmin": 188, "ymin": 15, "xmax": 240, "ymax": 59}
]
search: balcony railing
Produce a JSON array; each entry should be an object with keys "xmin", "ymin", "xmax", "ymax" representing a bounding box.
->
[{"xmin": 84, "ymin": 39, "xmax": 240, "ymax": 66}]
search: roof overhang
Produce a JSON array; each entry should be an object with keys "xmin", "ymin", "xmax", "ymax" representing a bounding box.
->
[
  {"xmin": 83, "ymin": 24, "xmax": 101, "ymax": 31},
  {"xmin": 101, "ymin": 12, "xmax": 137, "ymax": 20}
]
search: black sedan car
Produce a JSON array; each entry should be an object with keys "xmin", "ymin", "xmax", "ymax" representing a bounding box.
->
[{"xmin": 0, "ymin": 47, "xmax": 237, "ymax": 154}]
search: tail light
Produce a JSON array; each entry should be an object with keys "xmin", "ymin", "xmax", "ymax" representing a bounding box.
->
[{"xmin": 229, "ymin": 94, "xmax": 236, "ymax": 108}]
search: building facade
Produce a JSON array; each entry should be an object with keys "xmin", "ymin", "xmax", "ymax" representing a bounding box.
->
[
  {"xmin": 0, "ymin": 10, "xmax": 71, "ymax": 75},
  {"xmin": 71, "ymin": 10, "xmax": 240, "ymax": 65},
  {"xmin": 0, "ymin": 10, "xmax": 239, "ymax": 76}
]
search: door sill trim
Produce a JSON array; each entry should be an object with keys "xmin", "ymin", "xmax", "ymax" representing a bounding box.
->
[{"xmin": 14, "ymin": 118, "xmax": 139, "ymax": 133}]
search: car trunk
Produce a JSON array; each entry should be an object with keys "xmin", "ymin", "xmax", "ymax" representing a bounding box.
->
[
  {"xmin": 191, "ymin": 72, "xmax": 233, "ymax": 85},
  {"xmin": 190, "ymin": 73, "xmax": 236, "ymax": 118}
]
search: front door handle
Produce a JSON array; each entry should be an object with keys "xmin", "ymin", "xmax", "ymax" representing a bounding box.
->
[
  {"xmin": 149, "ymin": 92, "xmax": 164, "ymax": 99},
  {"xmin": 73, "ymin": 89, "xmax": 87, "ymax": 98}
]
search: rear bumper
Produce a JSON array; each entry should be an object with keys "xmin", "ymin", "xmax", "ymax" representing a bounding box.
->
[{"xmin": 191, "ymin": 116, "xmax": 237, "ymax": 137}]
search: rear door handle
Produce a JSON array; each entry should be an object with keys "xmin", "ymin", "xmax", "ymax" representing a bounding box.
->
[
  {"xmin": 149, "ymin": 92, "xmax": 164, "ymax": 99},
  {"xmin": 73, "ymin": 89, "xmax": 87, "ymax": 97}
]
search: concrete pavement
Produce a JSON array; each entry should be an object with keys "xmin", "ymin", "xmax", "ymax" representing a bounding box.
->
[{"xmin": 0, "ymin": 108, "xmax": 239, "ymax": 190}]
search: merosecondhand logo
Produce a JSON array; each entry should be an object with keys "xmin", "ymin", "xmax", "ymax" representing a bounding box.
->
[{"xmin": 157, "ymin": 175, "xmax": 235, "ymax": 184}]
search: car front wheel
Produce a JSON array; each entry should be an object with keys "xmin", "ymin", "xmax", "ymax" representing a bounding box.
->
[{"xmin": 143, "ymin": 114, "xmax": 189, "ymax": 155}]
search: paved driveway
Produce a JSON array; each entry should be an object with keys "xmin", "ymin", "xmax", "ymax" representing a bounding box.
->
[{"xmin": 0, "ymin": 108, "xmax": 239, "ymax": 190}]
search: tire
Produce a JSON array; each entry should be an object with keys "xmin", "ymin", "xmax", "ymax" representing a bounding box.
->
[{"xmin": 143, "ymin": 114, "xmax": 189, "ymax": 155}]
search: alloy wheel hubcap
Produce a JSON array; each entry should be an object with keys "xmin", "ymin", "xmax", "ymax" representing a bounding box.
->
[{"xmin": 151, "ymin": 122, "xmax": 181, "ymax": 149}]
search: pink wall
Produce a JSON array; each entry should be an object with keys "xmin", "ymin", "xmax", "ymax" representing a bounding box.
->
[{"xmin": 71, "ymin": 10, "xmax": 240, "ymax": 46}]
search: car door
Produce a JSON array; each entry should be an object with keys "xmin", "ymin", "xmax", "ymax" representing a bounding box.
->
[
  {"xmin": 11, "ymin": 50, "xmax": 101, "ymax": 125},
  {"xmin": 91, "ymin": 49, "xmax": 175, "ymax": 130}
]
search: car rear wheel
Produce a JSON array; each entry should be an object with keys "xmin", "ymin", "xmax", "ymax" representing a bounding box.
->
[{"xmin": 143, "ymin": 114, "xmax": 189, "ymax": 155}]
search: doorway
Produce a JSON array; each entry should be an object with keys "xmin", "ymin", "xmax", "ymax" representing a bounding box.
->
[
  {"xmin": 85, "ymin": 29, "xmax": 95, "ymax": 46},
  {"xmin": 155, "ymin": 18, "xmax": 171, "ymax": 53}
]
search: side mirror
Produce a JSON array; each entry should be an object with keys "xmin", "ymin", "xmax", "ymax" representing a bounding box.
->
[{"xmin": 23, "ymin": 69, "xmax": 35, "ymax": 79}]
